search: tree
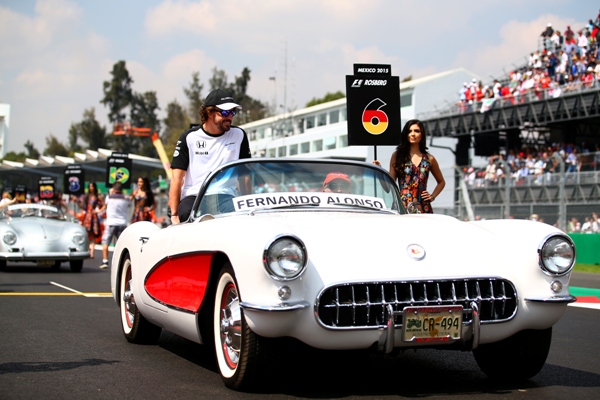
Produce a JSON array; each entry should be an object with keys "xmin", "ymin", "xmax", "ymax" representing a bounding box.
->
[
  {"xmin": 206, "ymin": 67, "xmax": 268, "ymax": 123},
  {"xmin": 232, "ymin": 67, "xmax": 251, "ymax": 96},
  {"xmin": 183, "ymin": 71, "xmax": 203, "ymax": 124},
  {"xmin": 305, "ymin": 91, "xmax": 346, "ymax": 108},
  {"xmin": 1, "ymin": 141, "xmax": 40, "ymax": 162},
  {"xmin": 1, "ymin": 151, "xmax": 26, "ymax": 163},
  {"xmin": 162, "ymin": 99, "xmax": 190, "ymax": 157},
  {"xmin": 68, "ymin": 108, "xmax": 108, "ymax": 151},
  {"xmin": 208, "ymin": 67, "xmax": 229, "ymax": 92},
  {"xmin": 24, "ymin": 140, "xmax": 40, "ymax": 159},
  {"xmin": 128, "ymin": 91, "xmax": 161, "ymax": 156},
  {"xmin": 101, "ymin": 60, "xmax": 134, "ymax": 124},
  {"xmin": 44, "ymin": 134, "xmax": 69, "ymax": 157}
]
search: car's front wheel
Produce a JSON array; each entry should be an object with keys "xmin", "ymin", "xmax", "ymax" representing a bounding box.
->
[
  {"xmin": 119, "ymin": 256, "xmax": 161, "ymax": 344},
  {"xmin": 214, "ymin": 265, "xmax": 269, "ymax": 390},
  {"xmin": 473, "ymin": 327, "xmax": 552, "ymax": 381}
]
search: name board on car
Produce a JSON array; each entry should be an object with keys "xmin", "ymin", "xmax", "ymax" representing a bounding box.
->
[{"xmin": 233, "ymin": 192, "xmax": 387, "ymax": 212}]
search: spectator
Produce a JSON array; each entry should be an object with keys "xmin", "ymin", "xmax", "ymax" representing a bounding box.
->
[
  {"xmin": 592, "ymin": 212, "xmax": 599, "ymax": 232},
  {"xmin": 568, "ymin": 217, "xmax": 581, "ymax": 232},
  {"xmin": 578, "ymin": 30, "xmax": 589, "ymax": 56},
  {"xmin": 581, "ymin": 217, "xmax": 592, "ymax": 232},
  {"xmin": 541, "ymin": 23, "xmax": 554, "ymax": 46},
  {"xmin": 76, "ymin": 182, "xmax": 104, "ymax": 258},
  {"xmin": 98, "ymin": 182, "xmax": 130, "ymax": 270},
  {"xmin": 131, "ymin": 176, "xmax": 155, "ymax": 223},
  {"xmin": 459, "ymin": 82, "xmax": 468, "ymax": 103},
  {"xmin": 565, "ymin": 25, "xmax": 575, "ymax": 42},
  {"xmin": 0, "ymin": 190, "xmax": 16, "ymax": 208},
  {"xmin": 551, "ymin": 30, "xmax": 563, "ymax": 52}
]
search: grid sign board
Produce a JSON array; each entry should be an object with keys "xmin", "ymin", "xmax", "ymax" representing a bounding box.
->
[{"xmin": 346, "ymin": 64, "xmax": 400, "ymax": 146}]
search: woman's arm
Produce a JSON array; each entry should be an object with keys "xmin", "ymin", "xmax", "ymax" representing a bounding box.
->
[
  {"xmin": 387, "ymin": 151, "xmax": 398, "ymax": 182},
  {"xmin": 422, "ymin": 154, "xmax": 446, "ymax": 202}
]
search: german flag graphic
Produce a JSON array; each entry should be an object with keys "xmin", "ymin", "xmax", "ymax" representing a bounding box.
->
[{"xmin": 362, "ymin": 98, "xmax": 388, "ymax": 135}]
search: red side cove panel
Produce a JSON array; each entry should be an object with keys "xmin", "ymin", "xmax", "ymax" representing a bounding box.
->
[{"xmin": 145, "ymin": 252, "xmax": 214, "ymax": 312}]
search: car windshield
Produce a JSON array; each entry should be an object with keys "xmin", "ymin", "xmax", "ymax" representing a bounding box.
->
[
  {"xmin": 0, "ymin": 203, "xmax": 65, "ymax": 219},
  {"xmin": 193, "ymin": 159, "xmax": 402, "ymax": 218}
]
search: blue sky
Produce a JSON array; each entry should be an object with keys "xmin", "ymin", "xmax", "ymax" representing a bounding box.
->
[{"xmin": 0, "ymin": 0, "xmax": 596, "ymax": 154}]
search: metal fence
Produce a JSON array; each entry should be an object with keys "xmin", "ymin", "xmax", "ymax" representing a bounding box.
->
[{"xmin": 455, "ymin": 151, "xmax": 600, "ymax": 233}]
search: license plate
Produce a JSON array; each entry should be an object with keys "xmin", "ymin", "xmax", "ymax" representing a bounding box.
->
[
  {"xmin": 36, "ymin": 260, "xmax": 53, "ymax": 267},
  {"xmin": 402, "ymin": 305, "xmax": 462, "ymax": 342}
]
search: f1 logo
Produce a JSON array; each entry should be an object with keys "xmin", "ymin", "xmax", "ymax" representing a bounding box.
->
[{"xmin": 351, "ymin": 79, "xmax": 363, "ymax": 88}]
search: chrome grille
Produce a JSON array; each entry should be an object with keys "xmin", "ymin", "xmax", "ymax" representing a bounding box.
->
[{"xmin": 316, "ymin": 278, "xmax": 517, "ymax": 329}]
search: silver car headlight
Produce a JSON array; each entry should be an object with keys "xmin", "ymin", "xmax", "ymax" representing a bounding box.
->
[
  {"xmin": 263, "ymin": 235, "xmax": 307, "ymax": 281},
  {"xmin": 72, "ymin": 232, "xmax": 86, "ymax": 245},
  {"xmin": 3, "ymin": 231, "xmax": 17, "ymax": 246},
  {"xmin": 538, "ymin": 235, "xmax": 575, "ymax": 276}
]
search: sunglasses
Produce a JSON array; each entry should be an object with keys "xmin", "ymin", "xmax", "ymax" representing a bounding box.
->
[
  {"xmin": 327, "ymin": 182, "xmax": 350, "ymax": 190},
  {"xmin": 214, "ymin": 108, "xmax": 237, "ymax": 117}
]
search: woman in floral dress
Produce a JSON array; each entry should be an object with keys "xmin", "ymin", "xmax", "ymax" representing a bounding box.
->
[
  {"xmin": 374, "ymin": 119, "xmax": 445, "ymax": 213},
  {"xmin": 79, "ymin": 182, "xmax": 104, "ymax": 257},
  {"xmin": 131, "ymin": 177, "xmax": 155, "ymax": 223}
]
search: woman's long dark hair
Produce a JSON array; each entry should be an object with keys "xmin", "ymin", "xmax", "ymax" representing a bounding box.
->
[
  {"xmin": 139, "ymin": 177, "xmax": 155, "ymax": 207},
  {"xmin": 84, "ymin": 181, "xmax": 98, "ymax": 202},
  {"xmin": 393, "ymin": 119, "xmax": 428, "ymax": 175}
]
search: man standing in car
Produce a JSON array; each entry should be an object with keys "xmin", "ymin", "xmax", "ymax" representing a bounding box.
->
[{"xmin": 169, "ymin": 89, "xmax": 251, "ymax": 224}]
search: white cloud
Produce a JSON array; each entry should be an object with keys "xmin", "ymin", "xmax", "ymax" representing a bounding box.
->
[
  {"xmin": 452, "ymin": 14, "xmax": 585, "ymax": 78},
  {"xmin": 0, "ymin": 0, "xmax": 595, "ymax": 155}
]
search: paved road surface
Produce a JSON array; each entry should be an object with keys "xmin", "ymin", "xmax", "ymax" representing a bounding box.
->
[{"xmin": 1, "ymin": 253, "xmax": 599, "ymax": 399}]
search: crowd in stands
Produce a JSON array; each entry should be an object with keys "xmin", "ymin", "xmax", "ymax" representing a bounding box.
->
[
  {"xmin": 567, "ymin": 212, "xmax": 600, "ymax": 233},
  {"xmin": 462, "ymin": 142, "xmax": 600, "ymax": 187},
  {"xmin": 458, "ymin": 10, "xmax": 600, "ymax": 112}
]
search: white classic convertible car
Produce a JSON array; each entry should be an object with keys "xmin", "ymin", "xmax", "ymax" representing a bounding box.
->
[{"xmin": 110, "ymin": 158, "xmax": 576, "ymax": 390}]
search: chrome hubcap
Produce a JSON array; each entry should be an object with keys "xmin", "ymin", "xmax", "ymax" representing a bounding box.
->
[
  {"xmin": 220, "ymin": 285, "xmax": 242, "ymax": 367},
  {"xmin": 123, "ymin": 278, "xmax": 135, "ymax": 327}
]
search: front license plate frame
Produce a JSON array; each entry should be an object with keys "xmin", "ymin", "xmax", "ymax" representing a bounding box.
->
[{"xmin": 402, "ymin": 305, "xmax": 463, "ymax": 343}]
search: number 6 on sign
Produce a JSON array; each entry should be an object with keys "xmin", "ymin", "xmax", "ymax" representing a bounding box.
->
[{"xmin": 362, "ymin": 98, "xmax": 389, "ymax": 135}]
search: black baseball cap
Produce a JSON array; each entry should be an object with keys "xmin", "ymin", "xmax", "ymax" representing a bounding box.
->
[{"xmin": 204, "ymin": 89, "xmax": 242, "ymax": 110}]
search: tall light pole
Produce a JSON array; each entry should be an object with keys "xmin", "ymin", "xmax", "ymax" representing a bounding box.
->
[{"xmin": 269, "ymin": 76, "xmax": 277, "ymax": 117}]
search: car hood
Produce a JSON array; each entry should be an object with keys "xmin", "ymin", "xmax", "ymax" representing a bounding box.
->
[
  {"xmin": 5, "ymin": 217, "xmax": 72, "ymax": 241},
  {"xmin": 243, "ymin": 211, "xmax": 505, "ymax": 283}
]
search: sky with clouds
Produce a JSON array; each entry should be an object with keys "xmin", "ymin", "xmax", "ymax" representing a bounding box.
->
[{"xmin": 0, "ymin": 0, "xmax": 597, "ymax": 154}]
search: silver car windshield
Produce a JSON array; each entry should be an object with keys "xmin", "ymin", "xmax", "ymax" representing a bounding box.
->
[
  {"xmin": 193, "ymin": 160, "xmax": 401, "ymax": 218},
  {"xmin": 0, "ymin": 204, "xmax": 64, "ymax": 219}
]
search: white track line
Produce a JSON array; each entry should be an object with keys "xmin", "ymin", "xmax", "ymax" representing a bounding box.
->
[{"xmin": 50, "ymin": 281, "xmax": 112, "ymax": 297}]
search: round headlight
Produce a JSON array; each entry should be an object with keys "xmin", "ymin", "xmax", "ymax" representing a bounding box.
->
[
  {"xmin": 72, "ymin": 232, "xmax": 86, "ymax": 245},
  {"xmin": 263, "ymin": 236, "xmax": 307, "ymax": 281},
  {"xmin": 539, "ymin": 235, "xmax": 575, "ymax": 275},
  {"xmin": 3, "ymin": 231, "xmax": 17, "ymax": 245}
]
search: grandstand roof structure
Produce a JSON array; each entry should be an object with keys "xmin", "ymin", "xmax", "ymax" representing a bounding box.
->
[
  {"xmin": 422, "ymin": 85, "xmax": 600, "ymax": 160},
  {"xmin": 0, "ymin": 148, "xmax": 164, "ymax": 192}
]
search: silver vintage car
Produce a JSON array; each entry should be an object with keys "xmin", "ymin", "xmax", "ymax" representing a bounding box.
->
[{"xmin": 0, "ymin": 203, "xmax": 90, "ymax": 272}]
